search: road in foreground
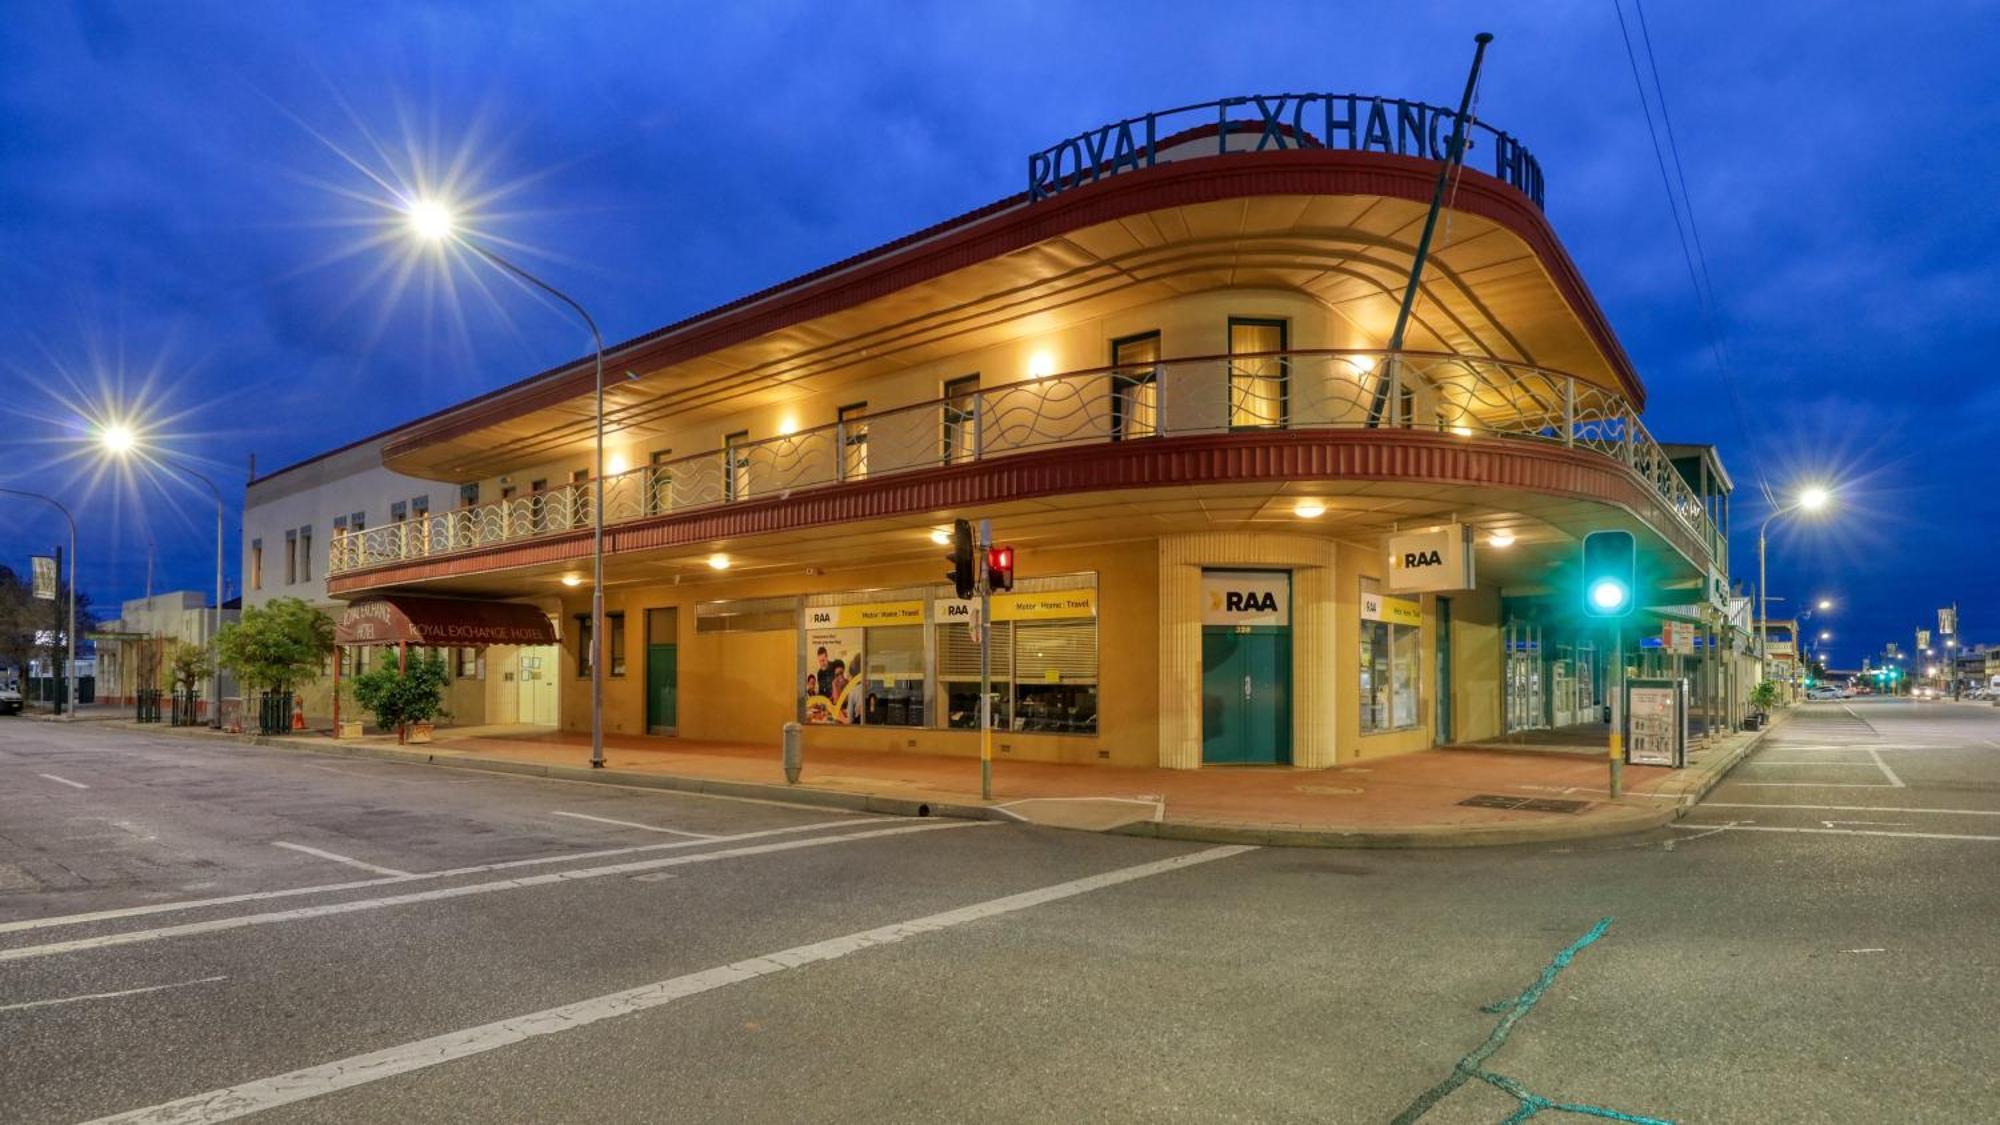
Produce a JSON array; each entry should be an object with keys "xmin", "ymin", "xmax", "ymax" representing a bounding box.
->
[{"xmin": 2, "ymin": 702, "xmax": 1996, "ymax": 1123}]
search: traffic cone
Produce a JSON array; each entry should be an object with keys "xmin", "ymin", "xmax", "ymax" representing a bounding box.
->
[{"xmin": 292, "ymin": 698, "xmax": 306, "ymax": 731}]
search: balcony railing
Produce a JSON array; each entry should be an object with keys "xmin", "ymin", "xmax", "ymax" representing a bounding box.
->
[{"xmin": 329, "ymin": 349, "xmax": 1715, "ymax": 576}]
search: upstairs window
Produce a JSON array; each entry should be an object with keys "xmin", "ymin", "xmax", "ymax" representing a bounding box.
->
[
  {"xmin": 838, "ymin": 402, "xmax": 869, "ymax": 480},
  {"xmin": 1110, "ymin": 332, "xmax": 1160, "ymax": 440},
  {"xmin": 1228, "ymin": 318, "xmax": 1288, "ymax": 428},
  {"xmin": 942, "ymin": 375, "xmax": 980, "ymax": 463}
]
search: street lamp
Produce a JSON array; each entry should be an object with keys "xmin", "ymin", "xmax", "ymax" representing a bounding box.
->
[
  {"xmin": 1758, "ymin": 483, "xmax": 1834, "ymax": 676},
  {"xmin": 101, "ymin": 429, "xmax": 227, "ymax": 728},
  {"xmin": 406, "ymin": 198, "xmax": 611, "ymax": 769},
  {"xmin": 0, "ymin": 488, "xmax": 76, "ymax": 721}
]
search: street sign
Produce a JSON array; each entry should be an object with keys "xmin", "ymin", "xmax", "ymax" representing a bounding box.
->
[
  {"xmin": 1386, "ymin": 524, "xmax": 1474, "ymax": 593},
  {"xmin": 1939, "ymin": 607, "xmax": 1957, "ymax": 635},
  {"xmin": 1625, "ymin": 678, "xmax": 1687, "ymax": 768},
  {"xmin": 1917, "ymin": 629, "xmax": 1931, "ymax": 649},
  {"xmin": 1661, "ymin": 621, "xmax": 1696, "ymax": 654}
]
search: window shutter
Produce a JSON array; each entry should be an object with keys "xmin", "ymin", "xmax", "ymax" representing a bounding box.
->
[{"xmin": 1013, "ymin": 621, "xmax": 1097, "ymax": 685}]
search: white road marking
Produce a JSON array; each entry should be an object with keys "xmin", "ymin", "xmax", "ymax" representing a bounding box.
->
[
  {"xmin": 548, "ymin": 810, "xmax": 718, "ymax": 839},
  {"xmin": 1731, "ymin": 782, "xmax": 1899, "ymax": 789},
  {"xmin": 1739, "ymin": 761, "xmax": 1881, "ymax": 767},
  {"xmin": 38, "ymin": 773, "xmax": 88, "ymax": 789},
  {"xmin": 81, "ymin": 844, "xmax": 1254, "ymax": 1124},
  {"xmin": 1866, "ymin": 747, "xmax": 1906, "ymax": 788},
  {"xmin": 1821, "ymin": 820, "xmax": 1910, "ymax": 829},
  {"xmin": 0, "ymin": 821, "xmax": 984, "ymax": 965},
  {"xmin": 0, "ymin": 975, "xmax": 227, "ymax": 1015},
  {"xmin": 1702, "ymin": 803, "xmax": 2000, "ymax": 817},
  {"xmin": 1842, "ymin": 948, "xmax": 1886, "ymax": 954},
  {"xmin": 270, "ymin": 842, "xmax": 413, "ymax": 878},
  {"xmin": 1670, "ymin": 824, "xmax": 2000, "ymax": 842},
  {"xmin": 0, "ymin": 817, "xmax": 882, "ymax": 937}
]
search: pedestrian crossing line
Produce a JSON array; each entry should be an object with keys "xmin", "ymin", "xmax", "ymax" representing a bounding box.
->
[
  {"xmin": 0, "ymin": 821, "xmax": 984, "ymax": 966},
  {"xmin": 1702, "ymin": 803, "xmax": 2000, "ymax": 817},
  {"xmin": 1672, "ymin": 823, "xmax": 2000, "ymax": 843},
  {"xmin": 79, "ymin": 844, "xmax": 1256, "ymax": 1125}
]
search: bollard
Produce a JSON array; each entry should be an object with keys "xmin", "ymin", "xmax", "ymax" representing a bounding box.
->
[{"xmin": 782, "ymin": 721, "xmax": 802, "ymax": 784}]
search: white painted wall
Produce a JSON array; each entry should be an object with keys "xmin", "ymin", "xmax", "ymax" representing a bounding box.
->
[{"xmin": 242, "ymin": 437, "xmax": 456, "ymax": 610}]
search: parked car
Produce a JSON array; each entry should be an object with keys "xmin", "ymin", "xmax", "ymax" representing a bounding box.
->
[
  {"xmin": 0, "ymin": 685, "xmax": 22, "ymax": 715},
  {"xmin": 1805, "ymin": 686, "xmax": 1844, "ymax": 701}
]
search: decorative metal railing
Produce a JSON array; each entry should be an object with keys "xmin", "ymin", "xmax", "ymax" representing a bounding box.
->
[{"xmin": 329, "ymin": 349, "xmax": 1715, "ymax": 576}]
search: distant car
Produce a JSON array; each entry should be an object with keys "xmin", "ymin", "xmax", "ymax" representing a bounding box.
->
[
  {"xmin": 0, "ymin": 686, "xmax": 21, "ymax": 715},
  {"xmin": 1806, "ymin": 687, "xmax": 1844, "ymax": 701}
]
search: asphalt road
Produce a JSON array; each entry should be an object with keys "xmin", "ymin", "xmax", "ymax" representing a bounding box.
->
[{"xmin": 2, "ymin": 702, "xmax": 1996, "ymax": 1124}]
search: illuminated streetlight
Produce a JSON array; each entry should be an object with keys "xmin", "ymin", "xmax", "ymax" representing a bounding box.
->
[
  {"xmin": 1816, "ymin": 598, "xmax": 1832, "ymax": 610},
  {"xmin": 1819, "ymin": 630, "xmax": 1830, "ymax": 640},
  {"xmin": 1758, "ymin": 483, "xmax": 1836, "ymax": 676},
  {"xmin": 98, "ymin": 425, "xmax": 227, "ymax": 728},
  {"xmin": 407, "ymin": 199, "xmax": 454, "ymax": 242},
  {"xmin": 396, "ymin": 195, "xmax": 614, "ymax": 769}
]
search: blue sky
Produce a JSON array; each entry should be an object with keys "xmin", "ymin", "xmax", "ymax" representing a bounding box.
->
[{"xmin": 2, "ymin": 1, "xmax": 1995, "ymax": 664}]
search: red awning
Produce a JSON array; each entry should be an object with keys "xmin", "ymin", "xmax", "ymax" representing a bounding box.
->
[{"xmin": 335, "ymin": 596, "xmax": 557, "ymax": 647}]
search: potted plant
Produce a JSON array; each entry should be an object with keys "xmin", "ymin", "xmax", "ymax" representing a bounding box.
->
[
  {"xmin": 1746, "ymin": 680, "xmax": 1779, "ymax": 730},
  {"xmin": 353, "ymin": 650, "xmax": 450, "ymax": 744}
]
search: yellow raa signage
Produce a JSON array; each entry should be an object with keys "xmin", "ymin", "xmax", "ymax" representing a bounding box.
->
[
  {"xmin": 1361, "ymin": 591, "xmax": 1422, "ymax": 627},
  {"xmin": 804, "ymin": 601, "xmax": 924, "ymax": 629},
  {"xmin": 934, "ymin": 589, "xmax": 1097, "ymax": 623}
]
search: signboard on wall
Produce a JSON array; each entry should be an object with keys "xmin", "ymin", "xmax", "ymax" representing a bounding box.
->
[
  {"xmin": 1201, "ymin": 570, "xmax": 1290, "ymax": 627},
  {"xmin": 1386, "ymin": 525, "xmax": 1474, "ymax": 593},
  {"xmin": 804, "ymin": 601, "xmax": 923, "ymax": 629},
  {"xmin": 1661, "ymin": 621, "xmax": 1697, "ymax": 655},
  {"xmin": 802, "ymin": 626, "xmax": 864, "ymax": 726},
  {"xmin": 933, "ymin": 589, "xmax": 1098, "ymax": 624},
  {"xmin": 1361, "ymin": 591, "xmax": 1422, "ymax": 627},
  {"xmin": 1625, "ymin": 678, "xmax": 1687, "ymax": 767}
]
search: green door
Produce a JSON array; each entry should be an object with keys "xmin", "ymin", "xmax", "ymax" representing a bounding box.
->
[
  {"xmin": 646, "ymin": 644, "xmax": 678, "ymax": 733},
  {"xmin": 1201, "ymin": 628, "xmax": 1291, "ymax": 764}
]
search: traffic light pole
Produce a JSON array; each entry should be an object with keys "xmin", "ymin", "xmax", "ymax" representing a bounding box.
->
[
  {"xmin": 978, "ymin": 518, "xmax": 993, "ymax": 802},
  {"xmin": 1608, "ymin": 624, "xmax": 1623, "ymax": 799}
]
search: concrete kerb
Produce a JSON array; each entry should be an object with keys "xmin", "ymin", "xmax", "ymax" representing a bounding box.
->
[{"xmin": 92, "ymin": 713, "xmax": 1788, "ymax": 849}]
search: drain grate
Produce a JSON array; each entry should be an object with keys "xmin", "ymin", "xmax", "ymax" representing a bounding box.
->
[{"xmin": 1458, "ymin": 794, "xmax": 1592, "ymax": 815}]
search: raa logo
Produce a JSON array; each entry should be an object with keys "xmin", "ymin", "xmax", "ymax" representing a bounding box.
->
[
  {"xmin": 1212, "ymin": 589, "xmax": 1280, "ymax": 614},
  {"xmin": 1396, "ymin": 549, "xmax": 1445, "ymax": 570}
]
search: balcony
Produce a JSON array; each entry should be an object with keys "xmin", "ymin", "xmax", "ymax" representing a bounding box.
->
[{"xmin": 328, "ymin": 349, "xmax": 1715, "ymax": 577}]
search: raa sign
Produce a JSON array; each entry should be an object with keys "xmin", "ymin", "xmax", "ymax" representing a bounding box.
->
[{"xmin": 1386, "ymin": 525, "xmax": 1474, "ymax": 594}]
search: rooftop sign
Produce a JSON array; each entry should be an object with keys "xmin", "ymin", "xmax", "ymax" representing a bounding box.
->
[{"xmin": 1028, "ymin": 93, "xmax": 1544, "ymax": 210}]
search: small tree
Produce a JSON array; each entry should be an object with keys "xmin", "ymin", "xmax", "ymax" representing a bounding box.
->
[
  {"xmin": 352, "ymin": 650, "xmax": 450, "ymax": 741},
  {"xmin": 166, "ymin": 640, "xmax": 213, "ymax": 697},
  {"xmin": 1749, "ymin": 680, "xmax": 1780, "ymax": 714},
  {"xmin": 216, "ymin": 597, "xmax": 334, "ymax": 695}
]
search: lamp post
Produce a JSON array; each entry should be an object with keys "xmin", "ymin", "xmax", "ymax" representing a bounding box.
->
[
  {"xmin": 408, "ymin": 201, "xmax": 610, "ymax": 768},
  {"xmin": 0, "ymin": 488, "xmax": 76, "ymax": 721},
  {"xmin": 101, "ymin": 428, "xmax": 227, "ymax": 728},
  {"xmin": 1758, "ymin": 485, "xmax": 1831, "ymax": 696}
]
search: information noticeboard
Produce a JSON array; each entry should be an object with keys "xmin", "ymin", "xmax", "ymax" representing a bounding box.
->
[{"xmin": 1625, "ymin": 678, "xmax": 1687, "ymax": 768}]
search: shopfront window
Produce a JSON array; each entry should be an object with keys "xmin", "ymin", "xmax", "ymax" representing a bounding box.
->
[
  {"xmin": 862, "ymin": 624, "xmax": 923, "ymax": 726},
  {"xmin": 1013, "ymin": 620, "xmax": 1098, "ymax": 733},
  {"xmin": 939, "ymin": 619, "xmax": 1012, "ymax": 730},
  {"xmin": 1360, "ymin": 578, "xmax": 1422, "ymax": 733}
]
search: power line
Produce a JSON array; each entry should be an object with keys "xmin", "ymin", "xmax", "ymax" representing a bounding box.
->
[{"xmin": 1612, "ymin": 0, "xmax": 1775, "ymax": 507}]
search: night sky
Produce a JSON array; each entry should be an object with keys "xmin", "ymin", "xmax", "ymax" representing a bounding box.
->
[{"xmin": 3, "ymin": 1, "xmax": 1995, "ymax": 666}]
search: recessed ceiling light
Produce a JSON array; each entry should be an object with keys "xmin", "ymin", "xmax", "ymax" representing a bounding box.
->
[
  {"xmin": 1295, "ymin": 500, "xmax": 1326, "ymax": 519},
  {"xmin": 707, "ymin": 553, "xmax": 732, "ymax": 571},
  {"xmin": 929, "ymin": 528, "xmax": 952, "ymax": 545},
  {"xmin": 1488, "ymin": 531, "xmax": 1516, "ymax": 548},
  {"xmin": 561, "ymin": 574, "xmax": 583, "ymax": 587}
]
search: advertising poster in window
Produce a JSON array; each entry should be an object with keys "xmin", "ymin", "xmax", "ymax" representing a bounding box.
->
[{"xmin": 803, "ymin": 627, "xmax": 864, "ymax": 725}]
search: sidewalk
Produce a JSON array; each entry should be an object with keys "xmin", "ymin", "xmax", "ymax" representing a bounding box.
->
[{"xmin": 116, "ymin": 710, "xmax": 1784, "ymax": 849}]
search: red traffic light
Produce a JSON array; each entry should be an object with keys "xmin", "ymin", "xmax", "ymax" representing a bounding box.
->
[{"xmin": 986, "ymin": 544, "xmax": 1015, "ymax": 591}]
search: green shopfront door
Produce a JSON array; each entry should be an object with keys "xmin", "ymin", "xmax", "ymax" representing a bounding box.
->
[
  {"xmin": 645, "ymin": 608, "xmax": 678, "ymax": 735},
  {"xmin": 1200, "ymin": 570, "xmax": 1292, "ymax": 765}
]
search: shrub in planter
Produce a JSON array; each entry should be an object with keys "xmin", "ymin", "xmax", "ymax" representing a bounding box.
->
[
  {"xmin": 1749, "ymin": 680, "xmax": 1780, "ymax": 716},
  {"xmin": 352, "ymin": 651, "xmax": 450, "ymax": 744}
]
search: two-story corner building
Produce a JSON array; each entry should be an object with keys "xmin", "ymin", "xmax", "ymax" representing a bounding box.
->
[{"xmin": 257, "ymin": 92, "xmax": 1733, "ymax": 767}]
